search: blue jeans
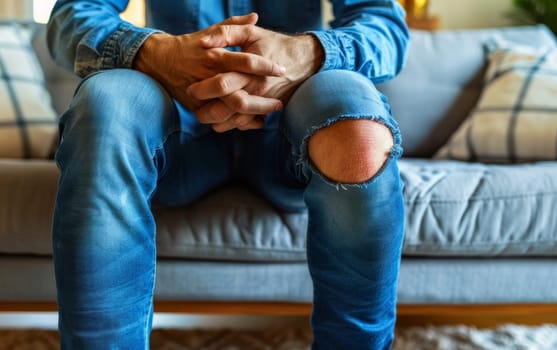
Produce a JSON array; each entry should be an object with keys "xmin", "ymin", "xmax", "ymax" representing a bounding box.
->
[{"xmin": 53, "ymin": 69, "xmax": 405, "ymax": 349}]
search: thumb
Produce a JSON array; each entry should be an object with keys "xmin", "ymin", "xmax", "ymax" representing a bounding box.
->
[
  {"xmin": 220, "ymin": 12, "xmax": 258, "ymax": 26},
  {"xmin": 200, "ymin": 24, "xmax": 258, "ymax": 48},
  {"xmin": 201, "ymin": 13, "xmax": 260, "ymax": 48}
]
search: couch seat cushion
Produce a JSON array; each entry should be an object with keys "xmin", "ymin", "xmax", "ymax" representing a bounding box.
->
[
  {"xmin": 154, "ymin": 159, "xmax": 557, "ymax": 260},
  {"xmin": 153, "ymin": 186, "xmax": 308, "ymax": 262},
  {"xmin": 2, "ymin": 159, "xmax": 557, "ymax": 260},
  {"xmin": 401, "ymin": 159, "xmax": 557, "ymax": 257}
]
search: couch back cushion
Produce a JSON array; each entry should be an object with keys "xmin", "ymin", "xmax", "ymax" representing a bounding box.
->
[
  {"xmin": 378, "ymin": 25, "xmax": 557, "ymax": 157},
  {"xmin": 0, "ymin": 22, "xmax": 59, "ymax": 159},
  {"xmin": 28, "ymin": 24, "xmax": 557, "ymax": 155},
  {"xmin": 31, "ymin": 25, "xmax": 80, "ymax": 115}
]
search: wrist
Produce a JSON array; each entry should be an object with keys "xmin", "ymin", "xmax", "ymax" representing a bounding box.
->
[
  {"xmin": 304, "ymin": 34, "xmax": 325, "ymax": 76},
  {"xmin": 133, "ymin": 33, "xmax": 176, "ymax": 80},
  {"xmin": 289, "ymin": 34, "xmax": 324, "ymax": 83}
]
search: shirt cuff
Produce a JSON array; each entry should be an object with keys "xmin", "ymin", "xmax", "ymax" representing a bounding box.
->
[
  {"xmin": 100, "ymin": 23, "xmax": 162, "ymax": 71},
  {"xmin": 308, "ymin": 30, "xmax": 354, "ymax": 72}
]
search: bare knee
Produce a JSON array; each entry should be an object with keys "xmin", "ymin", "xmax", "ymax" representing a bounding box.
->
[{"xmin": 307, "ymin": 119, "xmax": 393, "ymax": 183}]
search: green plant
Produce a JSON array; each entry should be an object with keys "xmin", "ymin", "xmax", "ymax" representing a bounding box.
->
[{"xmin": 511, "ymin": 0, "xmax": 557, "ymax": 35}]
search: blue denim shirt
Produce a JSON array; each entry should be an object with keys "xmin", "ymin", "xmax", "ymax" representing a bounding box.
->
[{"xmin": 47, "ymin": 0, "xmax": 409, "ymax": 83}]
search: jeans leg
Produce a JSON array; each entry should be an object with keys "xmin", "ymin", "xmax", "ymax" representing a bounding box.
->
[
  {"xmin": 283, "ymin": 70, "xmax": 405, "ymax": 350},
  {"xmin": 52, "ymin": 69, "xmax": 229, "ymax": 349}
]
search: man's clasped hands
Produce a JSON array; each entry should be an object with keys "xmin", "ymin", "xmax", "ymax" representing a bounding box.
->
[{"xmin": 133, "ymin": 13, "xmax": 324, "ymax": 132}]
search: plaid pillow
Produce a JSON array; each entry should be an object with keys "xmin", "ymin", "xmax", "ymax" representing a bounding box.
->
[
  {"xmin": 436, "ymin": 45, "xmax": 557, "ymax": 163},
  {"xmin": 0, "ymin": 23, "xmax": 58, "ymax": 159}
]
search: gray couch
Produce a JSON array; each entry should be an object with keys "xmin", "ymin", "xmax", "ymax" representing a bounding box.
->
[{"xmin": 1, "ymin": 24, "xmax": 557, "ymax": 319}]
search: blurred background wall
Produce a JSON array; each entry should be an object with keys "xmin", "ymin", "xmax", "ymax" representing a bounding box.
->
[{"xmin": 429, "ymin": 0, "xmax": 513, "ymax": 29}]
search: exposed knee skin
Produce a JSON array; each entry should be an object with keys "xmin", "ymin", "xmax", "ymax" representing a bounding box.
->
[{"xmin": 307, "ymin": 119, "xmax": 393, "ymax": 184}]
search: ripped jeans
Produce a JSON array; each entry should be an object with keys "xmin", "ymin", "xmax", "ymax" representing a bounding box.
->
[{"xmin": 53, "ymin": 69, "xmax": 405, "ymax": 350}]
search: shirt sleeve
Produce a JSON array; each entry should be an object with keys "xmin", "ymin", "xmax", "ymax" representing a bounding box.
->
[
  {"xmin": 310, "ymin": 0, "xmax": 410, "ymax": 83},
  {"xmin": 47, "ymin": 0, "xmax": 160, "ymax": 77}
]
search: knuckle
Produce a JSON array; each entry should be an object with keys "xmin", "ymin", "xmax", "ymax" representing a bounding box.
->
[
  {"xmin": 215, "ymin": 74, "xmax": 231, "ymax": 94},
  {"xmin": 205, "ymin": 49, "xmax": 220, "ymax": 63},
  {"xmin": 197, "ymin": 103, "xmax": 230, "ymax": 124},
  {"xmin": 209, "ymin": 104, "xmax": 230, "ymax": 122},
  {"xmin": 245, "ymin": 78, "xmax": 268, "ymax": 96},
  {"xmin": 224, "ymin": 92, "xmax": 248, "ymax": 113},
  {"xmin": 218, "ymin": 25, "xmax": 230, "ymax": 39},
  {"xmin": 242, "ymin": 55, "xmax": 257, "ymax": 71},
  {"xmin": 245, "ymin": 24, "xmax": 255, "ymax": 35},
  {"xmin": 231, "ymin": 96, "xmax": 249, "ymax": 112}
]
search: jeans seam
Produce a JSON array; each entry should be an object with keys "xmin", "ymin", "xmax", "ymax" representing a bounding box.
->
[
  {"xmin": 150, "ymin": 128, "xmax": 192, "ymax": 192},
  {"xmin": 143, "ymin": 257, "xmax": 156, "ymax": 350}
]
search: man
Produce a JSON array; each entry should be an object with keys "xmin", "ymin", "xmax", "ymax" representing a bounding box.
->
[{"xmin": 47, "ymin": 1, "xmax": 409, "ymax": 348}]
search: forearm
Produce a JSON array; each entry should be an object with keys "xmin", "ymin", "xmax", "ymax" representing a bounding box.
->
[
  {"xmin": 47, "ymin": 0, "xmax": 159, "ymax": 77},
  {"xmin": 311, "ymin": 0, "xmax": 409, "ymax": 83}
]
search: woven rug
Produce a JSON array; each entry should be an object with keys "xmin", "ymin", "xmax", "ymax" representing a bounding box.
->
[{"xmin": 1, "ymin": 324, "xmax": 557, "ymax": 349}]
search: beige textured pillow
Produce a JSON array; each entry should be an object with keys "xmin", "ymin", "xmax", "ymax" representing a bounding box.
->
[
  {"xmin": 436, "ymin": 46, "xmax": 557, "ymax": 163},
  {"xmin": 0, "ymin": 24, "xmax": 58, "ymax": 159}
]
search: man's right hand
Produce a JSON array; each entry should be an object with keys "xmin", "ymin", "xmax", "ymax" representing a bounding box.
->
[{"xmin": 133, "ymin": 13, "xmax": 285, "ymax": 112}]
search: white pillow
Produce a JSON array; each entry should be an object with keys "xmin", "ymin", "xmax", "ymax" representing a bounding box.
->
[
  {"xmin": 0, "ymin": 23, "xmax": 58, "ymax": 159},
  {"xmin": 436, "ymin": 45, "xmax": 557, "ymax": 163}
]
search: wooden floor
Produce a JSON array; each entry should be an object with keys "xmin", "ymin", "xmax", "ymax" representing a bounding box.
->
[{"xmin": 1, "ymin": 301, "xmax": 557, "ymax": 328}]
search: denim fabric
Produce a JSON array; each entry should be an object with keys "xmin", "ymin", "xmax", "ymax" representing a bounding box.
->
[
  {"xmin": 47, "ymin": 0, "xmax": 408, "ymax": 82},
  {"xmin": 53, "ymin": 68, "xmax": 404, "ymax": 349}
]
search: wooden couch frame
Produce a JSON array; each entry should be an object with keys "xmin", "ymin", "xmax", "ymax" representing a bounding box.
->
[{"xmin": 1, "ymin": 302, "xmax": 556, "ymax": 328}]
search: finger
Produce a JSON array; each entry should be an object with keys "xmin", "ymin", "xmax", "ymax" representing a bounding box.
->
[
  {"xmin": 219, "ymin": 13, "xmax": 258, "ymax": 26},
  {"xmin": 187, "ymin": 72, "xmax": 252, "ymax": 100},
  {"xmin": 235, "ymin": 114, "xmax": 266, "ymax": 130},
  {"xmin": 211, "ymin": 115, "xmax": 245, "ymax": 133},
  {"xmin": 212, "ymin": 114, "xmax": 265, "ymax": 133},
  {"xmin": 201, "ymin": 23, "xmax": 259, "ymax": 49},
  {"xmin": 194, "ymin": 100, "xmax": 235, "ymax": 124},
  {"xmin": 222, "ymin": 90, "xmax": 283, "ymax": 115},
  {"xmin": 219, "ymin": 50, "xmax": 285, "ymax": 77},
  {"xmin": 195, "ymin": 90, "xmax": 282, "ymax": 125},
  {"xmin": 167, "ymin": 86, "xmax": 204, "ymax": 110}
]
